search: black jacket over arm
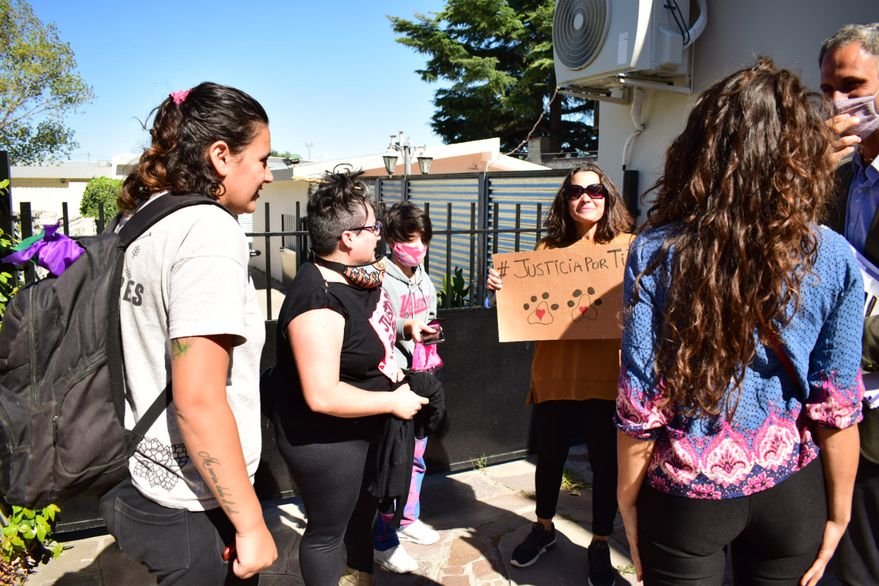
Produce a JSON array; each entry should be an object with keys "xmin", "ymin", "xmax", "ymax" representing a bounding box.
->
[{"xmin": 368, "ymin": 372, "xmax": 445, "ymax": 528}]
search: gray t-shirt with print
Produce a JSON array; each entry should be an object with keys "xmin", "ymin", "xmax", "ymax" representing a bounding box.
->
[{"xmin": 119, "ymin": 198, "xmax": 264, "ymax": 511}]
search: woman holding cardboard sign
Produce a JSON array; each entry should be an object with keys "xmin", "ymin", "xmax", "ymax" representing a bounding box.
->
[{"xmin": 487, "ymin": 163, "xmax": 633, "ymax": 586}]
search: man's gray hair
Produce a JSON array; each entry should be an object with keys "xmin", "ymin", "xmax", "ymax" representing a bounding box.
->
[{"xmin": 820, "ymin": 23, "xmax": 879, "ymax": 65}]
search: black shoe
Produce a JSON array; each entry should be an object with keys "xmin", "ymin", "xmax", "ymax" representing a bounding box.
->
[
  {"xmin": 587, "ymin": 540, "xmax": 614, "ymax": 586},
  {"xmin": 510, "ymin": 523, "xmax": 557, "ymax": 568}
]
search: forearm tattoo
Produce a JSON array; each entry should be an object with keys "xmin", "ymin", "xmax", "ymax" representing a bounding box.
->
[{"xmin": 199, "ymin": 451, "xmax": 240, "ymax": 515}]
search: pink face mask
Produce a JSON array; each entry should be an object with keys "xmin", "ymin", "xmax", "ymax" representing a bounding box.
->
[
  {"xmin": 833, "ymin": 90, "xmax": 879, "ymax": 141},
  {"xmin": 392, "ymin": 241, "xmax": 427, "ymax": 267}
]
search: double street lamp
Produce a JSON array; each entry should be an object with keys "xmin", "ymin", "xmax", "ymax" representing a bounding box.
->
[{"xmin": 382, "ymin": 131, "xmax": 432, "ymax": 178}]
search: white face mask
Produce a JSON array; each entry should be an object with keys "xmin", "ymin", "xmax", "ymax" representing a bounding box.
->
[{"xmin": 833, "ymin": 90, "xmax": 879, "ymax": 141}]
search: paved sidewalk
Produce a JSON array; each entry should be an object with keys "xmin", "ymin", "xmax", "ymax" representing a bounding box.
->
[{"xmin": 27, "ymin": 446, "xmax": 640, "ymax": 585}]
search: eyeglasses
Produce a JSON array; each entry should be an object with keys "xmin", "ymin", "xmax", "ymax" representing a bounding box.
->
[
  {"xmin": 345, "ymin": 221, "xmax": 383, "ymax": 236},
  {"xmin": 564, "ymin": 183, "xmax": 607, "ymax": 200}
]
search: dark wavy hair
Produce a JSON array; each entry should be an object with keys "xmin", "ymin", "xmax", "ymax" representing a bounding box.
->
[
  {"xmin": 542, "ymin": 163, "xmax": 633, "ymax": 247},
  {"xmin": 307, "ymin": 166, "xmax": 372, "ymax": 255},
  {"xmin": 119, "ymin": 82, "xmax": 269, "ymax": 212},
  {"xmin": 635, "ymin": 58, "xmax": 835, "ymax": 418}
]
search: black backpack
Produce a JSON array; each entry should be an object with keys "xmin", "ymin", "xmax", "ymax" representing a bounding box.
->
[{"xmin": 0, "ymin": 195, "xmax": 224, "ymax": 508}]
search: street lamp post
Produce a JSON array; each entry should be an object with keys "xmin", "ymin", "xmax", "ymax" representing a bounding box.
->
[{"xmin": 382, "ymin": 131, "xmax": 432, "ymax": 201}]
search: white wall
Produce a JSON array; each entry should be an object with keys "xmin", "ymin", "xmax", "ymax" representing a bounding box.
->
[
  {"xmin": 11, "ymin": 181, "xmax": 91, "ymax": 232},
  {"xmin": 597, "ymin": 0, "xmax": 879, "ymax": 223},
  {"xmin": 248, "ymin": 179, "xmax": 311, "ymax": 283}
]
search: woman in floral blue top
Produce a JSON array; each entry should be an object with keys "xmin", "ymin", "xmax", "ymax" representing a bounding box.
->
[{"xmin": 616, "ymin": 58, "xmax": 864, "ymax": 586}]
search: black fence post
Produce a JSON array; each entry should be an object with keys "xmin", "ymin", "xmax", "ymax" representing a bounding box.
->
[
  {"xmin": 263, "ymin": 201, "xmax": 272, "ymax": 319},
  {"xmin": 468, "ymin": 202, "xmax": 476, "ymax": 307},
  {"xmin": 477, "ymin": 172, "xmax": 489, "ymax": 306},
  {"xmin": 295, "ymin": 200, "xmax": 305, "ymax": 271},
  {"xmin": 444, "ymin": 202, "xmax": 452, "ymax": 309},
  {"xmin": 19, "ymin": 202, "xmax": 35, "ymax": 283},
  {"xmin": 423, "ymin": 201, "xmax": 431, "ymax": 275},
  {"xmin": 0, "ymin": 152, "xmax": 15, "ymax": 288},
  {"xmin": 97, "ymin": 203, "xmax": 106, "ymax": 234},
  {"xmin": 62, "ymin": 202, "xmax": 70, "ymax": 235},
  {"xmin": 535, "ymin": 202, "xmax": 543, "ymax": 243},
  {"xmin": 0, "ymin": 152, "xmax": 11, "ymax": 240},
  {"xmin": 514, "ymin": 203, "xmax": 522, "ymax": 252}
]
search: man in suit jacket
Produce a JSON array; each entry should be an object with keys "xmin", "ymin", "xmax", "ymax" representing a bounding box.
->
[{"xmin": 821, "ymin": 23, "xmax": 879, "ymax": 585}]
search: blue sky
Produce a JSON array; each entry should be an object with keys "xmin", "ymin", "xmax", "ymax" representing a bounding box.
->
[{"xmin": 29, "ymin": 0, "xmax": 447, "ymax": 162}]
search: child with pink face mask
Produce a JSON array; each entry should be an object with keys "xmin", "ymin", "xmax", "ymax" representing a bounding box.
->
[{"xmin": 373, "ymin": 202, "xmax": 442, "ymax": 574}]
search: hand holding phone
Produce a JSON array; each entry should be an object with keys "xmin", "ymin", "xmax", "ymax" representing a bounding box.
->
[{"xmin": 421, "ymin": 319, "xmax": 445, "ymax": 345}]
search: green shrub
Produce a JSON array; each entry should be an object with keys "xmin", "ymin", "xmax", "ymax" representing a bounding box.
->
[
  {"xmin": 80, "ymin": 176, "xmax": 122, "ymax": 219},
  {"xmin": 438, "ymin": 266, "xmax": 470, "ymax": 308},
  {"xmin": 0, "ymin": 504, "xmax": 62, "ymax": 582}
]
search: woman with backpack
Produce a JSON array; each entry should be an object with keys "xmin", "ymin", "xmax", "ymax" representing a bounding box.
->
[{"xmin": 98, "ymin": 82, "xmax": 277, "ymax": 584}]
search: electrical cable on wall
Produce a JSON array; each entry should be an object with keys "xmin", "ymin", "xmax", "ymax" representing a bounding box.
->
[
  {"xmin": 503, "ymin": 87, "xmax": 560, "ymax": 157},
  {"xmin": 622, "ymin": 87, "xmax": 646, "ymax": 171},
  {"xmin": 664, "ymin": 0, "xmax": 690, "ymax": 46}
]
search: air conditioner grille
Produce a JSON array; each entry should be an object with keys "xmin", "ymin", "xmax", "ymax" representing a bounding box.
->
[{"xmin": 553, "ymin": 0, "xmax": 610, "ymax": 71}]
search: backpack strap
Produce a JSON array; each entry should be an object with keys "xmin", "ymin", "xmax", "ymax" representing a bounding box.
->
[
  {"xmin": 117, "ymin": 194, "xmax": 232, "ymax": 246},
  {"xmin": 109, "ymin": 194, "xmax": 233, "ymax": 437}
]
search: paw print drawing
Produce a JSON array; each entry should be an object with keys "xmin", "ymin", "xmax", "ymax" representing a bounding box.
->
[
  {"xmin": 568, "ymin": 287, "xmax": 602, "ymax": 322},
  {"xmin": 523, "ymin": 292, "xmax": 559, "ymax": 325}
]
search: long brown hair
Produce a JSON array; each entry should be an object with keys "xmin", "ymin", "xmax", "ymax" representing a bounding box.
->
[
  {"xmin": 636, "ymin": 58, "xmax": 834, "ymax": 418},
  {"xmin": 542, "ymin": 163, "xmax": 633, "ymax": 247}
]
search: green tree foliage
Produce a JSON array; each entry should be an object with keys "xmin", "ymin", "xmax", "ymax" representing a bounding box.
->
[
  {"xmin": 0, "ymin": 0, "xmax": 94, "ymax": 165},
  {"xmin": 270, "ymin": 150, "xmax": 301, "ymax": 161},
  {"xmin": 80, "ymin": 176, "xmax": 121, "ymax": 219},
  {"xmin": 389, "ymin": 0, "xmax": 596, "ymax": 155}
]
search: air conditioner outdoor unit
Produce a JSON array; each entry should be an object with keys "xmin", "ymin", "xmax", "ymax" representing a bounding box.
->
[{"xmin": 553, "ymin": 0, "xmax": 703, "ymax": 100}]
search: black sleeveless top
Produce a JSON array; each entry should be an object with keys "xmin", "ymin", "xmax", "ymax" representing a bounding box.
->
[{"xmin": 271, "ymin": 262, "xmax": 397, "ymax": 443}]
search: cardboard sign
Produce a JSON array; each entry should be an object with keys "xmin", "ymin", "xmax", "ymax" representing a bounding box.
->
[{"xmin": 493, "ymin": 244, "xmax": 627, "ymax": 342}]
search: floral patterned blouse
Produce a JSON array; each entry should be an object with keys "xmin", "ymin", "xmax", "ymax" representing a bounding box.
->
[{"xmin": 616, "ymin": 224, "xmax": 864, "ymax": 499}]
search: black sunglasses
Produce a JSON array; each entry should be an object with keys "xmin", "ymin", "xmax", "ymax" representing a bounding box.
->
[{"xmin": 564, "ymin": 183, "xmax": 607, "ymax": 200}]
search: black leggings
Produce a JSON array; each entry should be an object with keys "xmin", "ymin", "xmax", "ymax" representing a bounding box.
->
[
  {"xmin": 533, "ymin": 399, "xmax": 618, "ymax": 536},
  {"xmin": 278, "ymin": 437, "xmax": 377, "ymax": 586},
  {"xmin": 637, "ymin": 457, "xmax": 826, "ymax": 585}
]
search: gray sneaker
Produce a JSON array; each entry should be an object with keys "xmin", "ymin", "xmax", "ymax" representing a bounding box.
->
[{"xmin": 510, "ymin": 523, "xmax": 557, "ymax": 568}]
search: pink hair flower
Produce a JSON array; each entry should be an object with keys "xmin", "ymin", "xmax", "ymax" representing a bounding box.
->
[{"xmin": 169, "ymin": 88, "xmax": 191, "ymax": 105}]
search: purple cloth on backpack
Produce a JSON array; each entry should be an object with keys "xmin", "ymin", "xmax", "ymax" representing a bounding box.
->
[{"xmin": 2, "ymin": 224, "xmax": 84, "ymax": 276}]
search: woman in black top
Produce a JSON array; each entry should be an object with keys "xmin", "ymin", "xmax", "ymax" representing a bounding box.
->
[{"xmin": 271, "ymin": 169, "xmax": 427, "ymax": 586}]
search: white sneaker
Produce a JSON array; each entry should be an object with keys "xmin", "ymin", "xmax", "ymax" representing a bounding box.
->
[
  {"xmin": 398, "ymin": 519, "xmax": 441, "ymax": 545},
  {"xmin": 374, "ymin": 544, "xmax": 418, "ymax": 574}
]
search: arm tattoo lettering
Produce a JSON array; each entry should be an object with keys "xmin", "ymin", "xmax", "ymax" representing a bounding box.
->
[{"xmin": 198, "ymin": 451, "xmax": 240, "ymax": 515}]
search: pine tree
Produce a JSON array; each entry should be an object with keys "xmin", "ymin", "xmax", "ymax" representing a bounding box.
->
[{"xmin": 389, "ymin": 0, "xmax": 596, "ymax": 156}]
